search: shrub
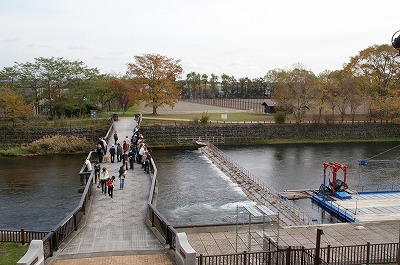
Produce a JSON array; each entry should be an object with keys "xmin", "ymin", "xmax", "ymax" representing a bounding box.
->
[
  {"xmin": 274, "ymin": 112, "xmax": 286, "ymax": 124},
  {"xmin": 200, "ymin": 113, "xmax": 210, "ymax": 124},
  {"xmin": 27, "ymin": 135, "xmax": 92, "ymax": 155}
]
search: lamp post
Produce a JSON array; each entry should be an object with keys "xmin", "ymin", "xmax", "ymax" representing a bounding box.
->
[{"xmin": 391, "ymin": 30, "xmax": 400, "ymax": 55}]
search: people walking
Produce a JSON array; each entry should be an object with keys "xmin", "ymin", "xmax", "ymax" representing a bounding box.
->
[
  {"xmin": 107, "ymin": 176, "xmax": 115, "ymax": 198},
  {"xmin": 113, "ymin": 131, "xmax": 118, "ymax": 145},
  {"xmin": 96, "ymin": 144, "xmax": 104, "ymax": 163},
  {"xmin": 109, "ymin": 144, "xmax": 116, "ymax": 163},
  {"xmin": 118, "ymin": 166, "xmax": 126, "ymax": 190},
  {"xmin": 94, "ymin": 161, "xmax": 101, "ymax": 186},
  {"xmin": 116, "ymin": 143, "xmax": 123, "ymax": 162},
  {"xmin": 100, "ymin": 167, "xmax": 109, "ymax": 195},
  {"xmin": 128, "ymin": 147, "xmax": 135, "ymax": 170}
]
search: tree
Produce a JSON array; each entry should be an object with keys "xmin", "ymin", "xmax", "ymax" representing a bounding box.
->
[
  {"xmin": 0, "ymin": 86, "xmax": 33, "ymax": 121},
  {"xmin": 109, "ymin": 79, "xmax": 139, "ymax": 113},
  {"xmin": 268, "ymin": 64, "xmax": 316, "ymax": 123},
  {"xmin": 126, "ymin": 54, "xmax": 183, "ymax": 114},
  {"xmin": 1, "ymin": 57, "xmax": 99, "ymax": 118},
  {"xmin": 345, "ymin": 44, "xmax": 400, "ymax": 121}
]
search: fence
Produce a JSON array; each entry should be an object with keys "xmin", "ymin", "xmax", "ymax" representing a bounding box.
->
[
  {"xmin": 197, "ymin": 241, "xmax": 399, "ymax": 265},
  {"xmin": 0, "ymin": 229, "xmax": 48, "ymax": 245},
  {"xmin": 183, "ymin": 98, "xmax": 266, "ymax": 113}
]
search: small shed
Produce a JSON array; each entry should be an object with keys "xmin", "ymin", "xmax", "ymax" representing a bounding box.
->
[{"xmin": 261, "ymin": 100, "xmax": 278, "ymax": 114}]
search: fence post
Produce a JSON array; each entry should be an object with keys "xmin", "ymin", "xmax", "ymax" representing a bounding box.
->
[
  {"xmin": 21, "ymin": 228, "xmax": 25, "ymax": 245},
  {"xmin": 243, "ymin": 251, "xmax": 247, "ymax": 265},
  {"xmin": 314, "ymin": 229, "xmax": 323, "ymax": 265},
  {"xmin": 199, "ymin": 254, "xmax": 203, "ymax": 265},
  {"xmin": 327, "ymin": 245, "xmax": 331, "ymax": 264},
  {"xmin": 286, "ymin": 246, "xmax": 291, "ymax": 265},
  {"xmin": 366, "ymin": 242, "xmax": 370, "ymax": 265}
]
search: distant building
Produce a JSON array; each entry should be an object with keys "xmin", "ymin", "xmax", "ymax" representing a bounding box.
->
[{"xmin": 261, "ymin": 100, "xmax": 278, "ymax": 114}]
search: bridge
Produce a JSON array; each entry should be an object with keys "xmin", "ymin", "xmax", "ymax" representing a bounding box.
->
[{"xmin": 48, "ymin": 117, "xmax": 172, "ymax": 264}]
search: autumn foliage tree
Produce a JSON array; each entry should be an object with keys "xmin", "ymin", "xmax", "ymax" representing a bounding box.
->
[
  {"xmin": 126, "ymin": 54, "xmax": 183, "ymax": 114},
  {"xmin": 109, "ymin": 79, "xmax": 139, "ymax": 114},
  {"xmin": 345, "ymin": 44, "xmax": 400, "ymax": 121},
  {"xmin": 0, "ymin": 86, "xmax": 33, "ymax": 121}
]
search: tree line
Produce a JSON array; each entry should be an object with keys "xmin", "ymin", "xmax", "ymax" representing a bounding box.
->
[{"xmin": 0, "ymin": 44, "xmax": 399, "ymax": 122}]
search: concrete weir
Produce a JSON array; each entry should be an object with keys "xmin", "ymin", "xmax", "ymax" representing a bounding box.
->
[{"xmin": 199, "ymin": 144, "xmax": 316, "ymax": 226}]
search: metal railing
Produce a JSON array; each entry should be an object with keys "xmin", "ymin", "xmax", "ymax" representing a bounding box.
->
[
  {"xmin": 146, "ymin": 156, "xmax": 177, "ymax": 249},
  {"xmin": 177, "ymin": 135, "xmax": 225, "ymax": 145},
  {"xmin": 42, "ymin": 151, "xmax": 96, "ymax": 259}
]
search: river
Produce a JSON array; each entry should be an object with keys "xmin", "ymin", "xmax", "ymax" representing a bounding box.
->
[
  {"xmin": 1, "ymin": 142, "xmax": 399, "ymax": 230},
  {"xmin": 0, "ymin": 155, "xmax": 82, "ymax": 231}
]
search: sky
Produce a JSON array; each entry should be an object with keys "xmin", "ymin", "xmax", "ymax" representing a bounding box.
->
[{"xmin": 0, "ymin": 0, "xmax": 399, "ymax": 79}]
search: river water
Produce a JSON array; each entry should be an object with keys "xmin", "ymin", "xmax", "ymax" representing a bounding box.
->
[
  {"xmin": 154, "ymin": 142, "xmax": 400, "ymax": 226},
  {"xmin": 1, "ymin": 142, "xmax": 400, "ymax": 230},
  {"xmin": 0, "ymin": 155, "xmax": 82, "ymax": 231}
]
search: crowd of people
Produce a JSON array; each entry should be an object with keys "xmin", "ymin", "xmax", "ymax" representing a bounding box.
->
[{"xmin": 83, "ymin": 124, "xmax": 152, "ymax": 200}]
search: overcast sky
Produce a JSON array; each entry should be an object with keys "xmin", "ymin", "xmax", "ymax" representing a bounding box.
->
[{"xmin": 0, "ymin": 0, "xmax": 398, "ymax": 78}]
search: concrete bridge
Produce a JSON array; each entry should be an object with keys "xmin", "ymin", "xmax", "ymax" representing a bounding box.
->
[{"xmin": 47, "ymin": 117, "xmax": 173, "ymax": 264}]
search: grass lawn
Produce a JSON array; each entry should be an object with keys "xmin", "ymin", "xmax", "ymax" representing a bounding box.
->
[
  {"xmin": 142, "ymin": 112, "xmax": 279, "ymax": 122},
  {"xmin": 0, "ymin": 242, "xmax": 29, "ymax": 265}
]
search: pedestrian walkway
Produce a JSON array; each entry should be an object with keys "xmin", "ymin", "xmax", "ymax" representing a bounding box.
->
[{"xmin": 49, "ymin": 117, "xmax": 173, "ymax": 265}]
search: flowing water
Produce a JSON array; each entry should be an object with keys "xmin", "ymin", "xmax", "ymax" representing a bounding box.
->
[
  {"xmin": 1, "ymin": 142, "xmax": 400, "ymax": 230},
  {"xmin": 154, "ymin": 142, "xmax": 400, "ymax": 226}
]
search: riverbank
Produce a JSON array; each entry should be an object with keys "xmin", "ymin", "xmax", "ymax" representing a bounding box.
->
[{"xmin": 140, "ymin": 123, "xmax": 400, "ymax": 147}]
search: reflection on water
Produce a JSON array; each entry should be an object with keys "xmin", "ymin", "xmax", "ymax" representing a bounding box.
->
[{"xmin": 0, "ymin": 155, "xmax": 82, "ymax": 231}]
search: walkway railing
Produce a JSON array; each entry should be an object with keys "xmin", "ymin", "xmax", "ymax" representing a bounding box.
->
[
  {"xmin": 0, "ymin": 229, "xmax": 47, "ymax": 245},
  {"xmin": 42, "ymin": 151, "xmax": 97, "ymax": 259},
  {"xmin": 146, "ymin": 157, "xmax": 177, "ymax": 250},
  {"xmin": 140, "ymin": 111, "xmax": 178, "ymax": 250}
]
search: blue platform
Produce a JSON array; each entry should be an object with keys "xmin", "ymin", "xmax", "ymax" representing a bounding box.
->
[
  {"xmin": 310, "ymin": 195, "xmax": 357, "ymax": 222},
  {"xmin": 334, "ymin": 191, "xmax": 352, "ymax": 199}
]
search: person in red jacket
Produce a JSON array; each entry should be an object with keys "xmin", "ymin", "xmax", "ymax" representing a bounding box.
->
[{"xmin": 106, "ymin": 176, "xmax": 115, "ymax": 199}]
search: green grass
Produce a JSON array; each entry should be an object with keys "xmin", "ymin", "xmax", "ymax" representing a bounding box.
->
[
  {"xmin": 143, "ymin": 112, "xmax": 278, "ymax": 122},
  {"xmin": 0, "ymin": 242, "xmax": 29, "ymax": 265}
]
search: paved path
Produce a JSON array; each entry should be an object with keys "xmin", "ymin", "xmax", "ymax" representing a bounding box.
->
[{"xmin": 49, "ymin": 117, "xmax": 172, "ymax": 264}]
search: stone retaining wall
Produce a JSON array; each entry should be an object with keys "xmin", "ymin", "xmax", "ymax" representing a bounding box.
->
[
  {"xmin": 0, "ymin": 126, "xmax": 109, "ymax": 148},
  {"xmin": 140, "ymin": 123, "xmax": 400, "ymax": 145}
]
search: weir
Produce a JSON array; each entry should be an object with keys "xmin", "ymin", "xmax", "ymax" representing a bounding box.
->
[{"xmin": 199, "ymin": 144, "xmax": 318, "ymax": 226}]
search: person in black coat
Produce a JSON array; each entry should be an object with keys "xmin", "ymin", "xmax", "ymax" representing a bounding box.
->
[
  {"xmin": 128, "ymin": 148, "xmax": 135, "ymax": 170},
  {"xmin": 96, "ymin": 144, "xmax": 104, "ymax": 163}
]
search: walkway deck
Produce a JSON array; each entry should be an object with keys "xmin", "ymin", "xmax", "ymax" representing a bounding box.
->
[{"xmin": 49, "ymin": 117, "xmax": 172, "ymax": 264}]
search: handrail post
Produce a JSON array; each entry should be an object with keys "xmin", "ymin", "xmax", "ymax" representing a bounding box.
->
[
  {"xmin": 73, "ymin": 215, "xmax": 77, "ymax": 231},
  {"xmin": 366, "ymin": 242, "xmax": 370, "ymax": 265},
  {"xmin": 286, "ymin": 246, "xmax": 291, "ymax": 265},
  {"xmin": 21, "ymin": 228, "xmax": 25, "ymax": 245}
]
